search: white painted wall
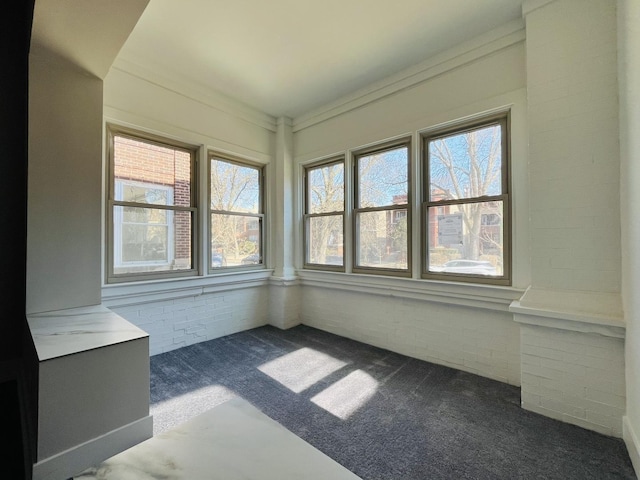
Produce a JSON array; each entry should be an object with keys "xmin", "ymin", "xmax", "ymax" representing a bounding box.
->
[
  {"xmin": 103, "ymin": 66, "xmax": 275, "ymax": 162},
  {"xmin": 525, "ymin": 0, "xmax": 621, "ymax": 294},
  {"xmin": 301, "ymin": 286, "xmax": 521, "ymax": 386},
  {"xmin": 107, "ymin": 286, "xmax": 270, "ymax": 356},
  {"xmin": 27, "ymin": 55, "xmax": 103, "ymax": 314},
  {"xmin": 619, "ymin": 0, "xmax": 640, "ymax": 473},
  {"xmin": 293, "ymin": 38, "xmax": 528, "ymax": 385},
  {"xmin": 102, "ymin": 65, "xmax": 277, "ymax": 354},
  {"xmin": 520, "ymin": 324, "xmax": 625, "ymax": 437},
  {"xmin": 294, "ymin": 42, "xmax": 526, "ymax": 170}
]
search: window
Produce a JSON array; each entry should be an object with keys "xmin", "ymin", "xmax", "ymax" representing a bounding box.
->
[
  {"xmin": 353, "ymin": 140, "xmax": 411, "ymax": 276},
  {"xmin": 113, "ymin": 181, "xmax": 174, "ymax": 267},
  {"xmin": 422, "ymin": 113, "xmax": 510, "ymax": 285},
  {"xmin": 304, "ymin": 159, "xmax": 345, "ymax": 270},
  {"xmin": 209, "ymin": 153, "xmax": 264, "ymax": 271},
  {"xmin": 106, "ymin": 126, "xmax": 197, "ymax": 283}
]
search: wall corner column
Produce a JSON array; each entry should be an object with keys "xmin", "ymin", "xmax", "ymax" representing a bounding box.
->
[
  {"xmin": 269, "ymin": 117, "xmax": 300, "ymax": 329},
  {"xmin": 515, "ymin": 0, "xmax": 626, "ymax": 437},
  {"xmin": 619, "ymin": 0, "xmax": 640, "ymax": 473}
]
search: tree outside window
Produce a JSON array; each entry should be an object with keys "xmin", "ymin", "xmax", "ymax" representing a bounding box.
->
[
  {"xmin": 304, "ymin": 160, "xmax": 345, "ymax": 268},
  {"xmin": 209, "ymin": 155, "xmax": 264, "ymax": 270},
  {"xmin": 354, "ymin": 142, "xmax": 410, "ymax": 275},
  {"xmin": 423, "ymin": 113, "xmax": 510, "ymax": 284}
]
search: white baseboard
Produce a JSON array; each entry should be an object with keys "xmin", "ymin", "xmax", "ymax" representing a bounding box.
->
[
  {"xmin": 624, "ymin": 416, "xmax": 640, "ymax": 478},
  {"xmin": 33, "ymin": 415, "xmax": 153, "ymax": 480}
]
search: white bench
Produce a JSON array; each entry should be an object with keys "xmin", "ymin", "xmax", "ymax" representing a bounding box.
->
[{"xmin": 28, "ymin": 305, "xmax": 152, "ymax": 480}]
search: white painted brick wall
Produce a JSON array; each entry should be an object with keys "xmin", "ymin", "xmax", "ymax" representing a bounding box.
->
[
  {"xmin": 525, "ymin": 0, "xmax": 621, "ymax": 293},
  {"xmin": 111, "ymin": 286, "xmax": 269, "ymax": 356},
  {"xmin": 268, "ymin": 282, "xmax": 302, "ymax": 329},
  {"xmin": 300, "ymin": 286, "xmax": 521, "ymax": 386},
  {"xmin": 520, "ymin": 324, "xmax": 625, "ymax": 437}
]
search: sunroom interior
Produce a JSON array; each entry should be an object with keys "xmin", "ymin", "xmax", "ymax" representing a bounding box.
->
[{"xmin": 10, "ymin": 0, "xmax": 640, "ymax": 478}]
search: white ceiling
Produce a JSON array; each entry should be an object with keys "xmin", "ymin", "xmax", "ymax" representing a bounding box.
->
[
  {"xmin": 34, "ymin": 0, "xmax": 522, "ymax": 118},
  {"xmin": 116, "ymin": 0, "xmax": 525, "ymax": 119}
]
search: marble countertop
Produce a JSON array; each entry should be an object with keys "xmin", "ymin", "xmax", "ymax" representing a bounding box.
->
[
  {"xmin": 75, "ymin": 397, "xmax": 362, "ymax": 480},
  {"xmin": 27, "ymin": 304, "xmax": 148, "ymax": 361}
]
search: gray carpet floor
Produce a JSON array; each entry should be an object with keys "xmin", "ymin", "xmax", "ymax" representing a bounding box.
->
[{"xmin": 150, "ymin": 325, "xmax": 637, "ymax": 480}]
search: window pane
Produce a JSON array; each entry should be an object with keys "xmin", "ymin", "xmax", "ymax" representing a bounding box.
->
[
  {"xmin": 356, "ymin": 209, "xmax": 408, "ymax": 270},
  {"xmin": 358, "ymin": 146, "xmax": 408, "ymax": 208},
  {"xmin": 307, "ymin": 215, "xmax": 343, "ymax": 266},
  {"xmin": 211, "ymin": 214, "xmax": 261, "ymax": 268},
  {"xmin": 210, "ymin": 158, "xmax": 260, "ymax": 214},
  {"xmin": 308, "ymin": 163, "xmax": 344, "ymax": 214},
  {"xmin": 113, "ymin": 136, "xmax": 191, "ymax": 207},
  {"xmin": 123, "ymin": 205, "xmax": 166, "ymax": 224},
  {"xmin": 114, "ymin": 206, "xmax": 192, "ymax": 275},
  {"xmin": 119, "ymin": 184, "xmax": 169, "ymax": 205},
  {"xmin": 426, "ymin": 201, "xmax": 503, "ymax": 276},
  {"xmin": 122, "ymin": 224, "xmax": 168, "ymax": 262},
  {"xmin": 428, "ymin": 124, "xmax": 502, "ymax": 201}
]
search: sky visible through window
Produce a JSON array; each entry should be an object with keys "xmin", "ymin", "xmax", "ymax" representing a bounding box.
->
[
  {"xmin": 358, "ymin": 147, "xmax": 408, "ymax": 208},
  {"xmin": 429, "ymin": 125, "xmax": 502, "ymax": 201}
]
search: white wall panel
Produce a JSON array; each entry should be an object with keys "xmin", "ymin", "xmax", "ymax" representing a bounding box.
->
[{"xmin": 27, "ymin": 56, "xmax": 103, "ymax": 313}]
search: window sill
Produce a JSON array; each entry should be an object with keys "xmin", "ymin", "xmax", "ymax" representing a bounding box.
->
[
  {"xmin": 509, "ymin": 287, "xmax": 625, "ymax": 338},
  {"xmin": 296, "ymin": 269, "xmax": 524, "ymax": 312},
  {"xmin": 102, "ymin": 269, "xmax": 274, "ymax": 308}
]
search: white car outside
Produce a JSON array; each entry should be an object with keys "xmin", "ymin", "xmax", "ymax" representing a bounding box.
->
[{"xmin": 433, "ymin": 260, "xmax": 497, "ymax": 275}]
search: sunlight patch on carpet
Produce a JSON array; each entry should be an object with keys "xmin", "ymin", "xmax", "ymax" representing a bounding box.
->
[
  {"xmin": 311, "ymin": 370, "xmax": 378, "ymax": 420},
  {"xmin": 258, "ymin": 347, "xmax": 348, "ymax": 393}
]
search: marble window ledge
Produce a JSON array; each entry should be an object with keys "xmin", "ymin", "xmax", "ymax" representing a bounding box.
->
[{"xmin": 27, "ymin": 304, "xmax": 149, "ymax": 361}]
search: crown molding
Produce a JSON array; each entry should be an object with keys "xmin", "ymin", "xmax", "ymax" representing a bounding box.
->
[
  {"xmin": 110, "ymin": 18, "xmax": 525, "ymax": 135},
  {"xmin": 522, "ymin": 0, "xmax": 557, "ymax": 17},
  {"xmin": 276, "ymin": 116, "xmax": 294, "ymax": 128},
  {"xmin": 292, "ymin": 19, "xmax": 525, "ymax": 132},
  {"xmin": 109, "ymin": 56, "xmax": 278, "ymax": 132}
]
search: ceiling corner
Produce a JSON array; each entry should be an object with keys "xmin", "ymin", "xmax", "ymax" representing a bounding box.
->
[{"xmin": 31, "ymin": 0, "xmax": 150, "ymax": 79}]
